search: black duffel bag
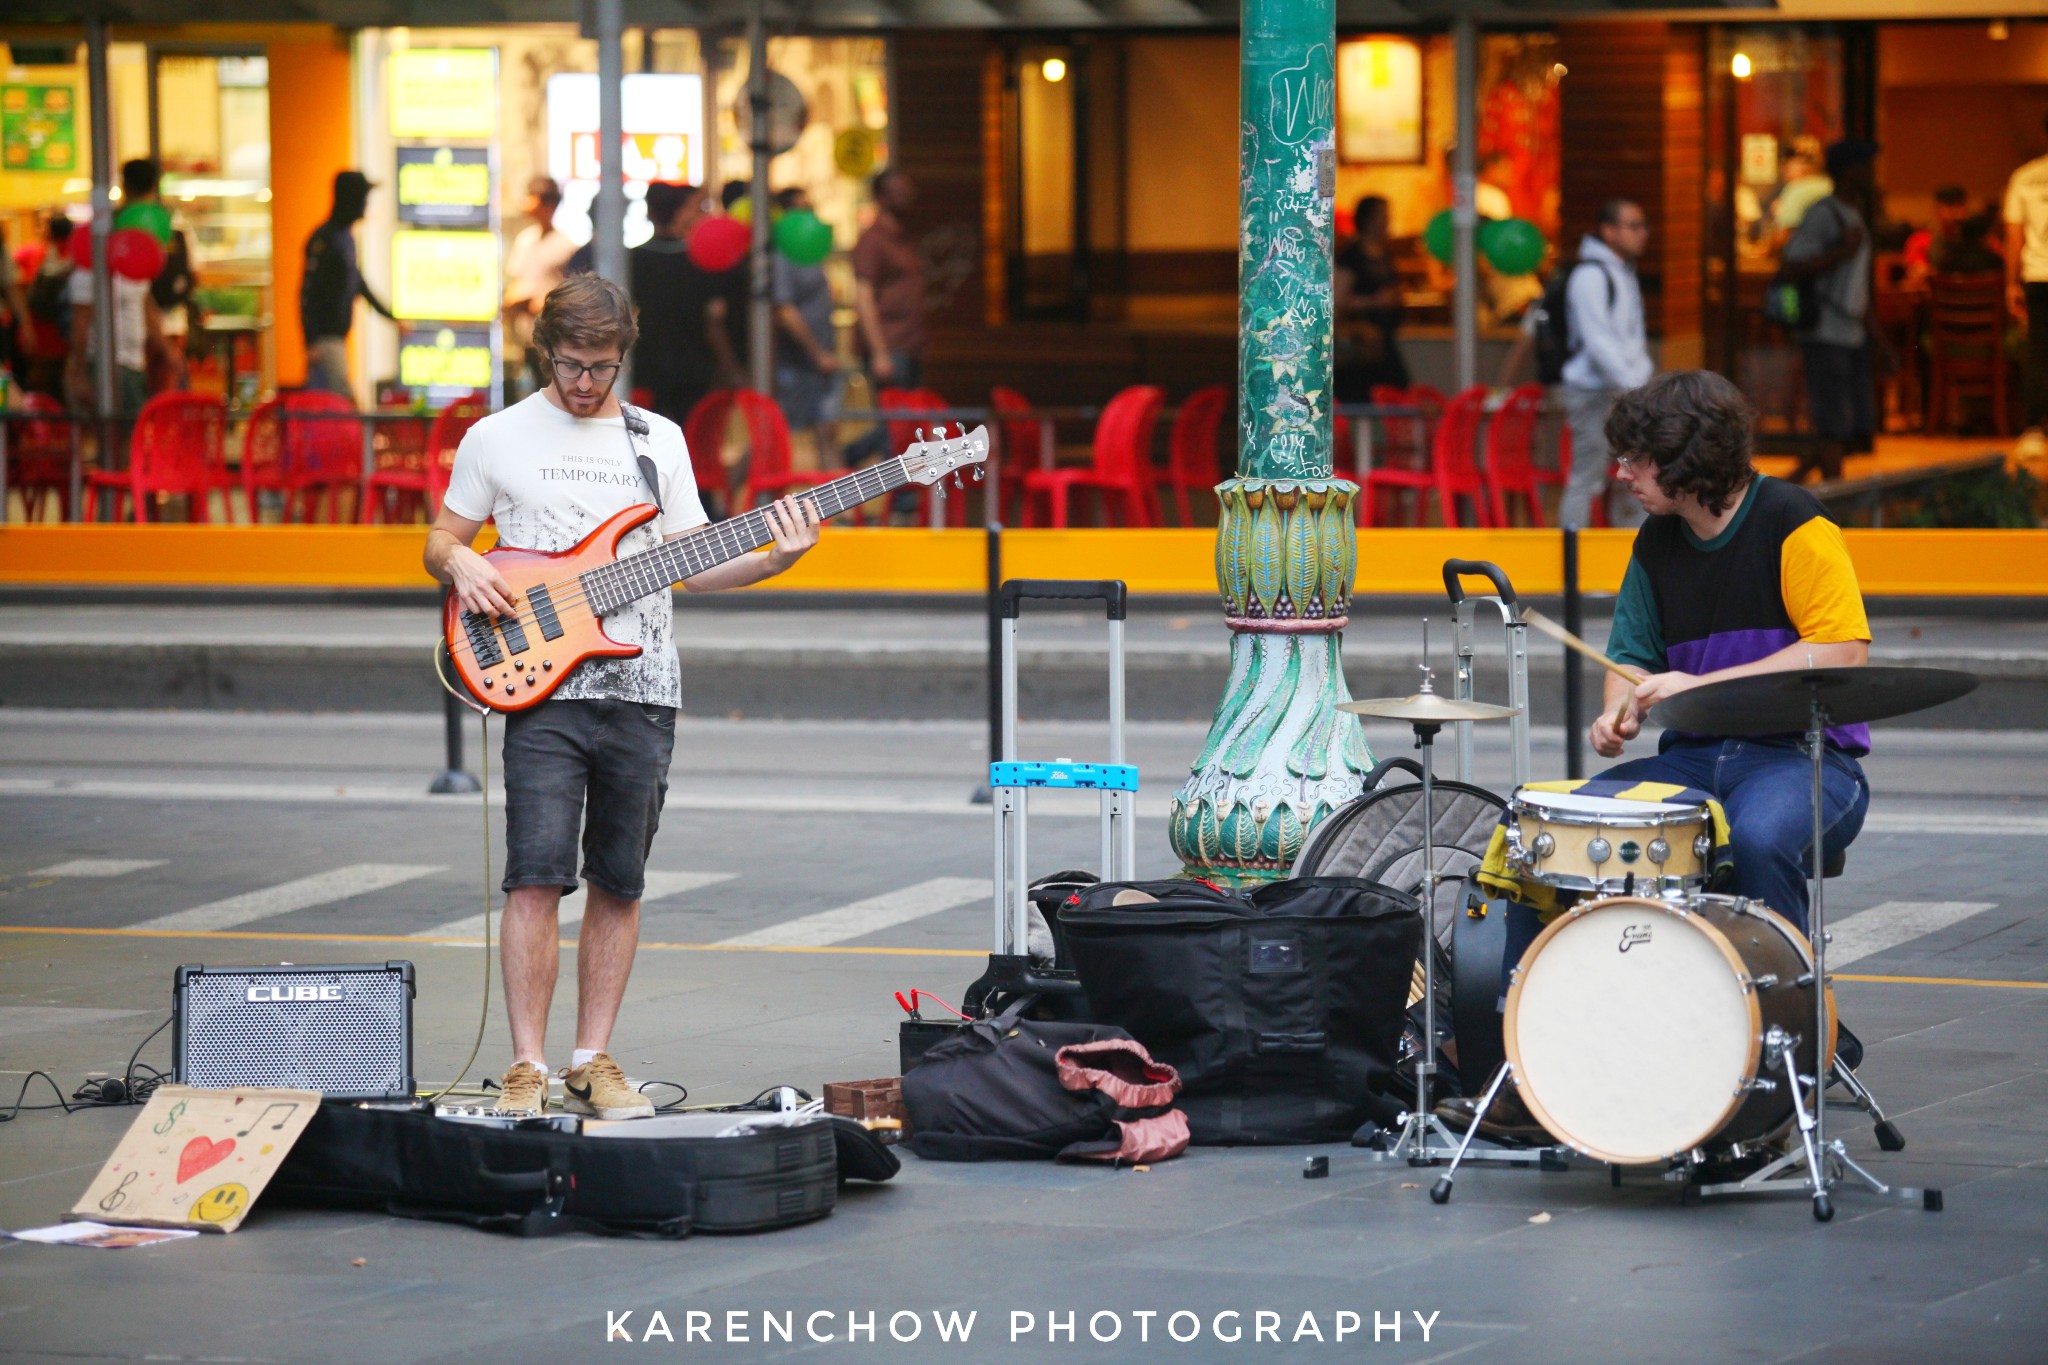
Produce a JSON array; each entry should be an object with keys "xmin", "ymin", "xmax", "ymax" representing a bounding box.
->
[{"xmin": 1059, "ymin": 876, "xmax": 1420, "ymax": 1144}]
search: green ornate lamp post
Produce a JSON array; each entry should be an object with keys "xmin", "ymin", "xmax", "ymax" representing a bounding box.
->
[{"xmin": 1168, "ymin": 0, "xmax": 1373, "ymax": 884}]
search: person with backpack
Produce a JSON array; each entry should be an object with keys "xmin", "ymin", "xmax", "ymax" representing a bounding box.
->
[
  {"xmin": 1778, "ymin": 140, "xmax": 1879, "ymax": 483},
  {"xmin": 1544, "ymin": 199, "xmax": 1654, "ymax": 529}
]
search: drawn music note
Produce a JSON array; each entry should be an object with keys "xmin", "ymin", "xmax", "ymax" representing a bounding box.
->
[
  {"xmin": 98, "ymin": 1170, "xmax": 139, "ymax": 1213},
  {"xmin": 235, "ymin": 1101, "xmax": 300, "ymax": 1136}
]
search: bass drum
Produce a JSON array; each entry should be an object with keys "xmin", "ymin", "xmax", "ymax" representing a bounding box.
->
[{"xmin": 1504, "ymin": 894, "xmax": 1836, "ymax": 1165}]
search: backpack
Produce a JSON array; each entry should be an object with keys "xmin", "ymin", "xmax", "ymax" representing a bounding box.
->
[
  {"xmin": 1531, "ymin": 260, "xmax": 1616, "ymax": 385},
  {"xmin": 27, "ymin": 265, "xmax": 70, "ymax": 327},
  {"xmin": 1763, "ymin": 200, "xmax": 1845, "ymax": 334}
]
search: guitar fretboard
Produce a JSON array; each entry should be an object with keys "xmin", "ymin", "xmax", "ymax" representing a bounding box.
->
[{"xmin": 577, "ymin": 457, "xmax": 911, "ymax": 615}]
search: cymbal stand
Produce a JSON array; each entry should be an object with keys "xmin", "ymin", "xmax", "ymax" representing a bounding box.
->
[{"xmin": 1693, "ymin": 684, "xmax": 1940, "ymax": 1220}]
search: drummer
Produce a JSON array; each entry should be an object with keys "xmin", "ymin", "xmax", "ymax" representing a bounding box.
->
[{"xmin": 1589, "ymin": 369, "xmax": 1871, "ymax": 933}]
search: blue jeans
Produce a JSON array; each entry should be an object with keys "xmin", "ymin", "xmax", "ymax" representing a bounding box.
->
[
  {"xmin": 1499, "ymin": 735, "xmax": 1868, "ymax": 1004},
  {"xmin": 1599, "ymin": 735, "xmax": 1868, "ymax": 933}
]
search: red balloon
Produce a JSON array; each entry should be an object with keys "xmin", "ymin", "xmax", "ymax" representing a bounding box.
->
[
  {"xmin": 108, "ymin": 228, "xmax": 165, "ymax": 281},
  {"xmin": 66, "ymin": 226, "xmax": 93, "ymax": 269},
  {"xmin": 688, "ymin": 216, "xmax": 751, "ymax": 273}
]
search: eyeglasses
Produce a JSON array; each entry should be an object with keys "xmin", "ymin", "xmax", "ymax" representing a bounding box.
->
[
  {"xmin": 549, "ymin": 356, "xmax": 623, "ymax": 383},
  {"xmin": 1614, "ymin": 454, "xmax": 1650, "ymax": 472}
]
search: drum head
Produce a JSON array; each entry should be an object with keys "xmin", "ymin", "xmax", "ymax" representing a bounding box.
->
[
  {"xmin": 1505, "ymin": 898, "xmax": 1757, "ymax": 1164},
  {"xmin": 1514, "ymin": 790, "xmax": 1705, "ymax": 821}
]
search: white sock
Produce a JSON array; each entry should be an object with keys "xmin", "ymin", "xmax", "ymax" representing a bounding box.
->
[
  {"xmin": 516, "ymin": 1058, "xmax": 547, "ymax": 1076},
  {"xmin": 571, "ymin": 1048, "xmax": 600, "ymax": 1069}
]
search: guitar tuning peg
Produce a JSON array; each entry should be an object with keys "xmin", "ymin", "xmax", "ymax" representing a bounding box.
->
[
  {"xmin": 914, "ymin": 426, "xmax": 927, "ymax": 444},
  {"xmin": 952, "ymin": 473, "xmax": 964, "ymax": 490},
  {"xmin": 972, "ymin": 467, "xmax": 985, "ymax": 482}
]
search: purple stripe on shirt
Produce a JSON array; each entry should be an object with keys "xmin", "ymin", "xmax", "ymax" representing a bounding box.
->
[{"xmin": 1665, "ymin": 629, "xmax": 1871, "ymax": 755}]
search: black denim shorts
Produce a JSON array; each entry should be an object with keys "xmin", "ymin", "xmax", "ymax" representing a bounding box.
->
[{"xmin": 501, "ymin": 699, "xmax": 677, "ymax": 900}]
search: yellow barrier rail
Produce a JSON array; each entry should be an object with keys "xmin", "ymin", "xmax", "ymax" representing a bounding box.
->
[{"xmin": 3, "ymin": 524, "xmax": 2046, "ymax": 596}]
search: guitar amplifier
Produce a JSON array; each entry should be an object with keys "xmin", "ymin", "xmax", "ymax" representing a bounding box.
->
[{"xmin": 174, "ymin": 962, "xmax": 415, "ymax": 1101}]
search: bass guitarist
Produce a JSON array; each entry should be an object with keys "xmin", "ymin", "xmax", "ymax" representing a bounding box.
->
[{"xmin": 424, "ymin": 273, "xmax": 821, "ymax": 1118}]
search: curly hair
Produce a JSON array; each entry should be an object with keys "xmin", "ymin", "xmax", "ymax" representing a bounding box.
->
[
  {"xmin": 1604, "ymin": 370, "xmax": 1755, "ymax": 516},
  {"xmin": 533, "ymin": 273, "xmax": 639, "ymax": 360}
]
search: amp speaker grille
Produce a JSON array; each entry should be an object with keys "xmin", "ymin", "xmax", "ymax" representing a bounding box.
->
[{"xmin": 176, "ymin": 964, "xmax": 412, "ymax": 1100}]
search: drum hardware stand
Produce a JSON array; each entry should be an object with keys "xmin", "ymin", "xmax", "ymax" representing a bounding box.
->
[
  {"xmin": 1444, "ymin": 559, "xmax": 1531, "ymax": 789},
  {"xmin": 1829, "ymin": 1061, "xmax": 1906, "ymax": 1152},
  {"xmin": 1690, "ymin": 684, "xmax": 1938, "ymax": 1221},
  {"xmin": 1427, "ymin": 1061, "xmax": 1572, "ymax": 1203}
]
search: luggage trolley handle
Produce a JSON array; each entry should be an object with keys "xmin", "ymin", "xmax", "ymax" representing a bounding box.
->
[
  {"xmin": 1441, "ymin": 560, "xmax": 1531, "ymax": 789},
  {"xmin": 992, "ymin": 579, "xmax": 1135, "ymax": 957}
]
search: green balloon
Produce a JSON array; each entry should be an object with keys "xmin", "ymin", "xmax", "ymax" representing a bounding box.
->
[
  {"xmin": 116, "ymin": 200, "xmax": 174, "ymax": 245},
  {"xmin": 1481, "ymin": 217, "xmax": 1547, "ymax": 277},
  {"xmin": 774, "ymin": 209, "xmax": 834, "ymax": 266},
  {"xmin": 1423, "ymin": 209, "xmax": 1455, "ymax": 266}
]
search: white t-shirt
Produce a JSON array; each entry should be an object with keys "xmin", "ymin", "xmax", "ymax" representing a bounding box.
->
[
  {"xmin": 504, "ymin": 223, "xmax": 578, "ymax": 308},
  {"xmin": 67, "ymin": 269, "xmax": 150, "ymax": 372},
  {"xmin": 2004, "ymin": 154, "xmax": 2048, "ymax": 283},
  {"xmin": 442, "ymin": 392, "xmax": 709, "ymax": 706}
]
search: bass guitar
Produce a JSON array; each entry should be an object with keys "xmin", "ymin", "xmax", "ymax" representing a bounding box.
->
[{"xmin": 444, "ymin": 424, "xmax": 989, "ymax": 711}]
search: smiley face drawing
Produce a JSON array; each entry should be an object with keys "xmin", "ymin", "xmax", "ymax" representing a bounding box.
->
[{"xmin": 190, "ymin": 1182, "xmax": 250, "ymax": 1225}]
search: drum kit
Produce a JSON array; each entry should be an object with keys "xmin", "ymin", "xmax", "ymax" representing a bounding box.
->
[{"xmin": 1342, "ymin": 613, "xmax": 1977, "ymax": 1222}]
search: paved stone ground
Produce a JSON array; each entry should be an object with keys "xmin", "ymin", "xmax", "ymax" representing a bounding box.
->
[{"xmin": 1, "ymin": 713, "xmax": 2044, "ymax": 1363}]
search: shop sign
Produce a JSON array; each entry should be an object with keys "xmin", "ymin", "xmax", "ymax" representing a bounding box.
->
[
  {"xmin": 389, "ymin": 49, "xmax": 497, "ymax": 142},
  {"xmin": 1336, "ymin": 38, "xmax": 1422, "ymax": 165},
  {"xmin": 399, "ymin": 326, "xmax": 493, "ymax": 391},
  {"xmin": 391, "ymin": 230, "xmax": 500, "ymax": 322},
  {"xmin": 396, "ymin": 146, "xmax": 492, "ymax": 228},
  {"xmin": 2, "ymin": 84, "xmax": 76, "ymax": 173},
  {"xmin": 547, "ymin": 72, "xmax": 703, "ymax": 188}
]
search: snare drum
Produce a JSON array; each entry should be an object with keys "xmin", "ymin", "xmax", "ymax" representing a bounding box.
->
[
  {"xmin": 1504, "ymin": 894, "xmax": 1836, "ymax": 1165},
  {"xmin": 1505, "ymin": 789, "xmax": 1714, "ymax": 896}
]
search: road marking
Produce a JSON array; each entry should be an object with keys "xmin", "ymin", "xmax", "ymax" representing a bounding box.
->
[
  {"xmin": 1862, "ymin": 813, "xmax": 2048, "ymax": 836},
  {"xmin": 0, "ymin": 778, "xmax": 1155, "ymax": 819},
  {"xmin": 417, "ymin": 870, "xmax": 733, "ymax": 939},
  {"xmin": 5, "ymin": 922, "xmax": 2047, "ymax": 980},
  {"xmin": 716, "ymin": 877, "xmax": 993, "ymax": 948},
  {"xmin": 28, "ymin": 859, "xmax": 166, "ymax": 878},
  {"xmin": 130, "ymin": 864, "xmax": 445, "ymax": 934},
  {"xmin": 1828, "ymin": 901, "xmax": 1999, "ymax": 967}
]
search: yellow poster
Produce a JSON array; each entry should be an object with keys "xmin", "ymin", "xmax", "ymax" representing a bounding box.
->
[
  {"xmin": 400, "ymin": 327, "xmax": 493, "ymax": 389},
  {"xmin": 392, "ymin": 230, "xmax": 501, "ymax": 322},
  {"xmin": 389, "ymin": 49, "xmax": 497, "ymax": 141}
]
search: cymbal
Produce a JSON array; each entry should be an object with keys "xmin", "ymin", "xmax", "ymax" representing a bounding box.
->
[
  {"xmin": 1648, "ymin": 665, "xmax": 1978, "ymax": 734},
  {"xmin": 1340, "ymin": 693, "xmax": 1521, "ymax": 723}
]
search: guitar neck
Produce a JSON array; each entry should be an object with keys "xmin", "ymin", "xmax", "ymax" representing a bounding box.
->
[{"xmin": 583, "ymin": 458, "xmax": 908, "ymax": 613}]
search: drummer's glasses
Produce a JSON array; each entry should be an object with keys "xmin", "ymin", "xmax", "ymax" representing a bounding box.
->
[
  {"xmin": 549, "ymin": 356, "xmax": 623, "ymax": 383},
  {"xmin": 1614, "ymin": 454, "xmax": 1649, "ymax": 473}
]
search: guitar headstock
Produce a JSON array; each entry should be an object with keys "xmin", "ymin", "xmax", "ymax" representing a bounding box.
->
[{"xmin": 898, "ymin": 424, "xmax": 991, "ymax": 488}]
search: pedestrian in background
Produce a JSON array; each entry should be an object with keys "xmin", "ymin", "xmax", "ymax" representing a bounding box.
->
[
  {"xmin": 503, "ymin": 176, "xmax": 576, "ymax": 399},
  {"xmin": 1780, "ymin": 140, "xmax": 1880, "ymax": 483},
  {"xmin": 845, "ymin": 169, "xmax": 926, "ymax": 482},
  {"xmin": 1558, "ymin": 197, "xmax": 1654, "ymax": 529},
  {"xmin": 771, "ymin": 185, "xmax": 842, "ymax": 465},
  {"xmin": 21, "ymin": 215, "xmax": 74, "ymax": 400},
  {"xmin": 66, "ymin": 159, "xmax": 163, "ymax": 417},
  {"xmin": 301, "ymin": 170, "xmax": 397, "ymax": 397},
  {"xmin": 628, "ymin": 182, "xmax": 742, "ymax": 448},
  {"xmin": 1333, "ymin": 194, "xmax": 1408, "ymax": 401},
  {"xmin": 2005, "ymin": 114, "xmax": 2048, "ymax": 456}
]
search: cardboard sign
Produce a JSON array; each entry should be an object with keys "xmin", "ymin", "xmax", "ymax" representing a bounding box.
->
[{"xmin": 70, "ymin": 1086, "xmax": 320, "ymax": 1234}]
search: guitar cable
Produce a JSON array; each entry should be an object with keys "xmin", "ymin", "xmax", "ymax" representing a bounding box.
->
[{"xmin": 430, "ymin": 643, "xmax": 496, "ymax": 1105}]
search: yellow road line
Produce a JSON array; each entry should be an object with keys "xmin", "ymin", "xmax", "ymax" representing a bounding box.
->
[
  {"xmin": 1835, "ymin": 972, "xmax": 2048, "ymax": 991},
  {"xmin": 0, "ymin": 924, "xmax": 982, "ymax": 958}
]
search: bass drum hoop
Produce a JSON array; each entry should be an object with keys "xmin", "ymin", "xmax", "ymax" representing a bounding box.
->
[{"xmin": 1502, "ymin": 894, "xmax": 1826, "ymax": 1166}]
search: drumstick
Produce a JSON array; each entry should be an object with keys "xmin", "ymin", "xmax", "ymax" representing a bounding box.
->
[{"xmin": 1522, "ymin": 609, "xmax": 1644, "ymax": 728}]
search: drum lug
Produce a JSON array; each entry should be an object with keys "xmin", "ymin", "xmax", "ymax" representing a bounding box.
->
[
  {"xmin": 1752, "ymin": 973, "xmax": 1779, "ymax": 990},
  {"xmin": 1795, "ymin": 972, "xmax": 1816, "ymax": 988}
]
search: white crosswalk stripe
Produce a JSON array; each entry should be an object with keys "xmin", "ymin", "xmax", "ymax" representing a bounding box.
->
[
  {"xmin": 29, "ymin": 859, "xmax": 165, "ymax": 877},
  {"xmin": 717, "ymin": 877, "xmax": 992, "ymax": 948},
  {"xmin": 131, "ymin": 864, "xmax": 445, "ymax": 934},
  {"xmin": 416, "ymin": 871, "xmax": 733, "ymax": 939},
  {"xmin": 1828, "ymin": 901, "xmax": 2000, "ymax": 967}
]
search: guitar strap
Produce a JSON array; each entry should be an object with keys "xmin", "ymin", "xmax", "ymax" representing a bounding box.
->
[{"xmin": 619, "ymin": 402, "xmax": 663, "ymax": 514}]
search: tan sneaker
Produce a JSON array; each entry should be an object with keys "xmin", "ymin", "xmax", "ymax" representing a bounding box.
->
[
  {"xmin": 494, "ymin": 1060, "xmax": 550, "ymax": 1115},
  {"xmin": 561, "ymin": 1053, "xmax": 653, "ymax": 1120}
]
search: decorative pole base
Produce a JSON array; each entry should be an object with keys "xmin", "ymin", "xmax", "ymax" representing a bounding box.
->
[{"xmin": 1170, "ymin": 477, "xmax": 1372, "ymax": 886}]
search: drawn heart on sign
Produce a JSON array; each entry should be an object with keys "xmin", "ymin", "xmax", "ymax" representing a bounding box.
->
[{"xmin": 177, "ymin": 1136, "xmax": 235, "ymax": 1184}]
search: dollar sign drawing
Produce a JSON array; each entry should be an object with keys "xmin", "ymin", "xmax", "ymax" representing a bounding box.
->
[{"xmin": 152, "ymin": 1100, "xmax": 187, "ymax": 1136}]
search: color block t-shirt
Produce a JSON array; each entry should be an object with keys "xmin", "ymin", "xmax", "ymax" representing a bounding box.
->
[
  {"xmin": 442, "ymin": 393, "xmax": 708, "ymax": 706},
  {"xmin": 1608, "ymin": 476, "xmax": 1872, "ymax": 754}
]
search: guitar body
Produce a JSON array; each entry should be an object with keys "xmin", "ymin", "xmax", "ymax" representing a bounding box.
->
[{"xmin": 443, "ymin": 503, "xmax": 658, "ymax": 712}]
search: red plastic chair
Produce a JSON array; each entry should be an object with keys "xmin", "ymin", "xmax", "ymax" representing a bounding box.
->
[
  {"xmin": 990, "ymin": 385, "xmax": 1046, "ymax": 525},
  {"xmin": 86, "ymin": 393, "xmax": 230, "ymax": 522},
  {"xmin": 1018, "ymin": 385, "xmax": 1165, "ymax": 528},
  {"xmin": 362, "ymin": 392, "xmax": 487, "ymax": 523},
  {"xmin": 1358, "ymin": 384, "xmax": 1444, "ymax": 527},
  {"xmin": 1483, "ymin": 384, "xmax": 1549, "ymax": 529},
  {"xmin": 7, "ymin": 393, "xmax": 74, "ymax": 522},
  {"xmin": 243, "ymin": 391, "xmax": 363, "ymax": 523},
  {"xmin": 877, "ymin": 387, "xmax": 963, "ymax": 526},
  {"xmin": 680, "ymin": 390, "xmax": 738, "ymax": 516},
  {"xmin": 1161, "ymin": 384, "xmax": 1229, "ymax": 525},
  {"xmin": 729, "ymin": 389, "xmax": 859, "ymax": 522}
]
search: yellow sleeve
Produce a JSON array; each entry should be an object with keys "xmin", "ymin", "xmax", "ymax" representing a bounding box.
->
[{"xmin": 1781, "ymin": 516, "xmax": 1870, "ymax": 643}]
